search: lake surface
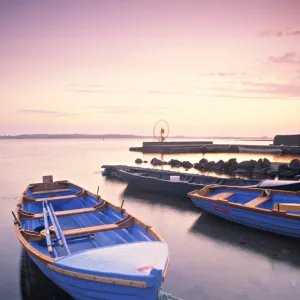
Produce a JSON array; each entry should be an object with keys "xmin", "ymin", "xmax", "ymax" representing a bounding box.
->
[{"xmin": 1, "ymin": 138, "xmax": 300, "ymax": 300}]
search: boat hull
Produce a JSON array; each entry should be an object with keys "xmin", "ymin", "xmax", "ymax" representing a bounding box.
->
[
  {"xmin": 118, "ymin": 169, "xmax": 204, "ymax": 198},
  {"xmin": 29, "ymin": 254, "xmax": 160, "ymax": 300},
  {"xmin": 189, "ymin": 197, "xmax": 300, "ymax": 238}
]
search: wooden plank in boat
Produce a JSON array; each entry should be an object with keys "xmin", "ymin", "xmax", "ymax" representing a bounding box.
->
[
  {"xmin": 244, "ymin": 195, "xmax": 270, "ymax": 208},
  {"xmin": 35, "ymin": 194, "xmax": 78, "ymax": 202},
  {"xmin": 63, "ymin": 224, "xmax": 120, "ymax": 236},
  {"xmin": 32, "ymin": 188, "xmax": 71, "ymax": 195},
  {"xmin": 29, "ymin": 207, "xmax": 101, "ymax": 219},
  {"xmin": 273, "ymin": 203, "xmax": 300, "ymax": 212},
  {"xmin": 63, "ymin": 216, "xmax": 133, "ymax": 237},
  {"xmin": 210, "ymin": 192, "xmax": 235, "ymax": 201},
  {"xmin": 18, "ymin": 202, "xmax": 108, "ymax": 220}
]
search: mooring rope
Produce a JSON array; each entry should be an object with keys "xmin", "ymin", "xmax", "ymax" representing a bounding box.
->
[{"xmin": 158, "ymin": 289, "xmax": 183, "ymax": 300}]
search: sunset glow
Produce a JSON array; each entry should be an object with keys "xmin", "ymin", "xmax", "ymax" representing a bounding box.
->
[{"xmin": 1, "ymin": 0, "xmax": 299, "ymax": 136}]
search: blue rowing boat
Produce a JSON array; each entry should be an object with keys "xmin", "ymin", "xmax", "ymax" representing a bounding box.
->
[
  {"xmin": 188, "ymin": 185, "xmax": 300, "ymax": 238},
  {"xmin": 13, "ymin": 177, "xmax": 169, "ymax": 300}
]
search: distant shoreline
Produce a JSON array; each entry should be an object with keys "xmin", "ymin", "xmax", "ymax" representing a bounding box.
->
[{"xmin": 0, "ymin": 134, "xmax": 273, "ymax": 140}]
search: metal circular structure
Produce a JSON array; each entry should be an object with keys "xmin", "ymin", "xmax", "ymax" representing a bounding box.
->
[{"xmin": 153, "ymin": 119, "xmax": 169, "ymax": 142}]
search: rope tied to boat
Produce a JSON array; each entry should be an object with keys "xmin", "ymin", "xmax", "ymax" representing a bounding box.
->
[{"xmin": 158, "ymin": 289, "xmax": 183, "ymax": 300}]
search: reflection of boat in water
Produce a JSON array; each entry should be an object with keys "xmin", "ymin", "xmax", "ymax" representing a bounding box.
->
[
  {"xmin": 189, "ymin": 213, "xmax": 300, "ymax": 267},
  {"xmin": 188, "ymin": 185, "xmax": 300, "ymax": 238},
  {"xmin": 238, "ymin": 146, "xmax": 282, "ymax": 155},
  {"xmin": 15, "ymin": 177, "xmax": 169, "ymax": 300},
  {"xmin": 20, "ymin": 248, "xmax": 72, "ymax": 300},
  {"xmin": 122, "ymin": 185, "xmax": 198, "ymax": 212}
]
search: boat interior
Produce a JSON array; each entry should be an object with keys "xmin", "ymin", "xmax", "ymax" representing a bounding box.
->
[
  {"xmin": 203, "ymin": 187, "xmax": 300, "ymax": 215},
  {"xmin": 17, "ymin": 182, "xmax": 158, "ymax": 259}
]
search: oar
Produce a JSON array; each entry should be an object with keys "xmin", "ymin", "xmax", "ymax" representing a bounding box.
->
[
  {"xmin": 49, "ymin": 203, "xmax": 71, "ymax": 255},
  {"xmin": 45, "ymin": 200, "xmax": 63, "ymax": 246},
  {"xmin": 42, "ymin": 201, "xmax": 53, "ymax": 254}
]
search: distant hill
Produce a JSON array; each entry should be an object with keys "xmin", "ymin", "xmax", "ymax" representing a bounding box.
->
[
  {"xmin": 0, "ymin": 134, "xmax": 152, "ymax": 139},
  {"xmin": 0, "ymin": 134, "xmax": 273, "ymax": 140}
]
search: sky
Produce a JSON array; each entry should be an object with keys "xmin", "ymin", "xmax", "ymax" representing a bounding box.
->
[{"xmin": 1, "ymin": 0, "xmax": 299, "ymax": 137}]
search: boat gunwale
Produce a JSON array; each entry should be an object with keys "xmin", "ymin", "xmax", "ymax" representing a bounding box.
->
[
  {"xmin": 188, "ymin": 184, "xmax": 300, "ymax": 220},
  {"xmin": 47, "ymin": 263, "xmax": 148, "ymax": 288},
  {"xmin": 118, "ymin": 169, "xmax": 217, "ymax": 186},
  {"xmin": 14, "ymin": 180, "xmax": 169, "ymax": 283}
]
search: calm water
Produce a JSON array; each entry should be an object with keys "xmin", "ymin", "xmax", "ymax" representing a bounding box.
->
[{"xmin": 1, "ymin": 139, "xmax": 300, "ymax": 300}]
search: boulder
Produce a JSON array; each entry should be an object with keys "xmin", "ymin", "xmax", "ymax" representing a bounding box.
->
[
  {"xmin": 238, "ymin": 160, "xmax": 256, "ymax": 170},
  {"xmin": 135, "ymin": 158, "xmax": 143, "ymax": 164},
  {"xmin": 224, "ymin": 158, "xmax": 238, "ymax": 172},
  {"xmin": 182, "ymin": 161, "xmax": 193, "ymax": 169},
  {"xmin": 150, "ymin": 158, "xmax": 163, "ymax": 166},
  {"xmin": 262, "ymin": 158, "xmax": 271, "ymax": 168},
  {"xmin": 212, "ymin": 160, "xmax": 225, "ymax": 170},
  {"xmin": 279, "ymin": 170, "xmax": 295, "ymax": 178},
  {"xmin": 266, "ymin": 169, "xmax": 277, "ymax": 177},
  {"xmin": 289, "ymin": 159, "xmax": 300, "ymax": 171},
  {"xmin": 252, "ymin": 162, "xmax": 263, "ymax": 173},
  {"xmin": 199, "ymin": 158, "xmax": 208, "ymax": 165},
  {"xmin": 143, "ymin": 160, "xmax": 148, "ymax": 163},
  {"xmin": 193, "ymin": 163, "xmax": 202, "ymax": 170},
  {"xmin": 205, "ymin": 161, "xmax": 216, "ymax": 169},
  {"xmin": 228, "ymin": 158, "xmax": 237, "ymax": 164},
  {"xmin": 278, "ymin": 163, "xmax": 290, "ymax": 173},
  {"xmin": 168, "ymin": 159, "xmax": 182, "ymax": 167}
]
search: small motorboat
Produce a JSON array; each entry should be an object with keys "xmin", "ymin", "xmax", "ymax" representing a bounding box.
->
[
  {"xmin": 13, "ymin": 176, "xmax": 169, "ymax": 300},
  {"xmin": 188, "ymin": 185, "xmax": 300, "ymax": 238}
]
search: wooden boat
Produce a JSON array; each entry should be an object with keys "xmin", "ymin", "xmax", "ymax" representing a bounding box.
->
[
  {"xmin": 188, "ymin": 185, "xmax": 300, "ymax": 238},
  {"xmin": 238, "ymin": 146, "xmax": 282, "ymax": 155},
  {"xmin": 13, "ymin": 177, "xmax": 169, "ymax": 300},
  {"xmin": 108, "ymin": 166, "xmax": 300, "ymax": 198}
]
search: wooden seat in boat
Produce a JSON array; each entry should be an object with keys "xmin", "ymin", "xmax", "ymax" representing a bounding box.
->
[
  {"xmin": 23, "ymin": 190, "xmax": 87, "ymax": 203},
  {"xmin": 273, "ymin": 203, "xmax": 300, "ymax": 212},
  {"xmin": 32, "ymin": 188, "xmax": 71, "ymax": 195},
  {"xmin": 244, "ymin": 191, "xmax": 271, "ymax": 208},
  {"xmin": 18, "ymin": 201, "xmax": 108, "ymax": 220},
  {"xmin": 210, "ymin": 192, "xmax": 235, "ymax": 201},
  {"xmin": 21, "ymin": 215, "xmax": 134, "ymax": 242}
]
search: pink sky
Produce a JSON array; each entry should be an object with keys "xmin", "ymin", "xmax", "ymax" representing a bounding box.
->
[{"xmin": 1, "ymin": 0, "xmax": 299, "ymax": 137}]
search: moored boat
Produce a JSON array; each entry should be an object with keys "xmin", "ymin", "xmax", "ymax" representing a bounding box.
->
[
  {"xmin": 110, "ymin": 166, "xmax": 300, "ymax": 198},
  {"xmin": 13, "ymin": 177, "xmax": 169, "ymax": 300},
  {"xmin": 238, "ymin": 146, "xmax": 282, "ymax": 155},
  {"xmin": 188, "ymin": 185, "xmax": 300, "ymax": 238}
]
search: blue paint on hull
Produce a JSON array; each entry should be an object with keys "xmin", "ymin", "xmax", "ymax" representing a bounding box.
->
[
  {"xmin": 29, "ymin": 254, "xmax": 161, "ymax": 300},
  {"xmin": 190, "ymin": 198, "xmax": 300, "ymax": 238}
]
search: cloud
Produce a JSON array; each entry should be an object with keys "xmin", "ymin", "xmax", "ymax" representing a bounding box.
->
[
  {"xmin": 86, "ymin": 105, "xmax": 168, "ymax": 114},
  {"xmin": 242, "ymin": 81, "xmax": 300, "ymax": 97},
  {"xmin": 268, "ymin": 52, "xmax": 300, "ymax": 64},
  {"xmin": 198, "ymin": 72, "xmax": 246, "ymax": 78},
  {"xmin": 65, "ymin": 89, "xmax": 110, "ymax": 94},
  {"xmin": 210, "ymin": 94, "xmax": 271, "ymax": 100},
  {"xmin": 18, "ymin": 109, "xmax": 77, "ymax": 117},
  {"xmin": 260, "ymin": 30, "xmax": 300, "ymax": 37},
  {"xmin": 145, "ymin": 90, "xmax": 187, "ymax": 95},
  {"xmin": 66, "ymin": 85, "xmax": 188, "ymax": 95}
]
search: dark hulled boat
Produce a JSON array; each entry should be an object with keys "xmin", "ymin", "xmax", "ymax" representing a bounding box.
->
[{"xmin": 103, "ymin": 166, "xmax": 300, "ymax": 198}]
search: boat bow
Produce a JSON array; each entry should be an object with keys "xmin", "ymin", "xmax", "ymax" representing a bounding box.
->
[{"xmin": 51, "ymin": 241, "xmax": 168, "ymax": 288}]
